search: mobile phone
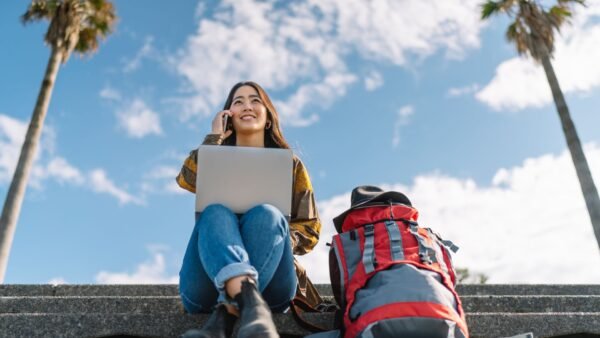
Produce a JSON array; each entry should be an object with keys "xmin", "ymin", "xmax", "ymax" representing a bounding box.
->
[{"xmin": 222, "ymin": 114, "xmax": 229, "ymax": 132}]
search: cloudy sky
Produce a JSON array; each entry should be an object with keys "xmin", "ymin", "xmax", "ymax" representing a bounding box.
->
[{"xmin": 1, "ymin": 0, "xmax": 599, "ymax": 285}]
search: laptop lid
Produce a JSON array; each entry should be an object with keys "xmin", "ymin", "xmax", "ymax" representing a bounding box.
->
[{"xmin": 195, "ymin": 145, "xmax": 293, "ymax": 218}]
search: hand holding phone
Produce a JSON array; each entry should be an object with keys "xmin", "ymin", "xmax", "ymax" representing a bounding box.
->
[
  {"xmin": 222, "ymin": 114, "xmax": 229, "ymax": 132},
  {"xmin": 211, "ymin": 110, "xmax": 233, "ymax": 140}
]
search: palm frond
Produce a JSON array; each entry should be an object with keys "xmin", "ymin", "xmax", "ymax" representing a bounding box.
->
[
  {"xmin": 21, "ymin": 0, "xmax": 58, "ymax": 23},
  {"xmin": 24, "ymin": 0, "xmax": 117, "ymax": 57},
  {"xmin": 548, "ymin": 5, "xmax": 571, "ymax": 29},
  {"xmin": 74, "ymin": 27, "xmax": 99, "ymax": 53},
  {"xmin": 74, "ymin": 0, "xmax": 116, "ymax": 54},
  {"xmin": 481, "ymin": 1, "xmax": 502, "ymax": 19},
  {"xmin": 506, "ymin": 20, "xmax": 530, "ymax": 56},
  {"xmin": 558, "ymin": 0, "xmax": 586, "ymax": 6}
]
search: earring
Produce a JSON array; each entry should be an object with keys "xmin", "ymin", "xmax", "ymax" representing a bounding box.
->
[{"xmin": 265, "ymin": 121, "xmax": 272, "ymax": 129}]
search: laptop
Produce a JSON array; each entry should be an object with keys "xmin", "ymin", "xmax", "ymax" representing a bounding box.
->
[{"xmin": 195, "ymin": 145, "xmax": 294, "ymax": 220}]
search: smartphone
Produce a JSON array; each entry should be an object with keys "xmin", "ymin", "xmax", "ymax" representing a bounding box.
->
[{"xmin": 222, "ymin": 114, "xmax": 229, "ymax": 132}]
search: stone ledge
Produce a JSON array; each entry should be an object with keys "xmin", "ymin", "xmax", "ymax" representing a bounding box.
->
[
  {"xmin": 2, "ymin": 312, "xmax": 600, "ymax": 338},
  {"xmin": 1, "ymin": 295, "xmax": 598, "ymax": 314},
  {"xmin": 2, "ymin": 284, "xmax": 600, "ymax": 338},
  {"xmin": 3, "ymin": 284, "xmax": 600, "ymax": 297}
]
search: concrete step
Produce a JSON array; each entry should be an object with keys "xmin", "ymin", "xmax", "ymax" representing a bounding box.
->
[
  {"xmin": 2, "ymin": 284, "xmax": 600, "ymax": 337},
  {"xmin": 3, "ymin": 283, "xmax": 600, "ymax": 297},
  {"xmin": 1, "ymin": 312, "xmax": 599, "ymax": 338},
  {"xmin": 1, "ymin": 295, "xmax": 599, "ymax": 314}
]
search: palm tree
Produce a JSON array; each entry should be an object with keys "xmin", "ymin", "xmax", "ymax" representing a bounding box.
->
[
  {"xmin": 0, "ymin": 0, "xmax": 116, "ymax": 282},
  {"xmin": 481, "ymin": 0, "xmax": 600, "ymax": 252}
]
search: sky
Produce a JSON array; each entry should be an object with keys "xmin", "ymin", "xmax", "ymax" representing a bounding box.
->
[{"xmin": 1, "ymin": 0, "xmax": 600, "ymax": 285}]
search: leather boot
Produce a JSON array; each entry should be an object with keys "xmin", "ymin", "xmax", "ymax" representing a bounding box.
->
[
  {"xmin": 180, "ymin": 304, "xmax": 237, "ymax": 338},
  {"xmin": 235, "ymin": 279, "xmax": 279, "ymax": 338}
]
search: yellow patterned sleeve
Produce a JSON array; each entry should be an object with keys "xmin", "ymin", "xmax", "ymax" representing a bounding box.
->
[
  {"xmin": 289, "ymin": 157, "xmax": 321, "ymax": 255},
  {"xmin": 175, "ymin": 149, "xmax": 198, "ymax": 194},
  {"xmin": 175, "ymin": 134, "xmax": 223, "ymax": 194}
]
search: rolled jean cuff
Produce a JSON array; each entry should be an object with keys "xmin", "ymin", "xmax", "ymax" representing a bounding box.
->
[{"xmin": 214, "ymin": 262, "xmax": 259, "ymax": 304}]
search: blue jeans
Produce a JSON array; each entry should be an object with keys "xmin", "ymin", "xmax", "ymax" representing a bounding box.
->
[{"xmin": 179, "ymin": 203, "xmax": 297, "ymax": 313}]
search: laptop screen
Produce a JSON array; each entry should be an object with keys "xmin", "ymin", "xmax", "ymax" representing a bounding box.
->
[{"xmin": 195, "ymin": 145, "xmax": 293, "ymax": 219}]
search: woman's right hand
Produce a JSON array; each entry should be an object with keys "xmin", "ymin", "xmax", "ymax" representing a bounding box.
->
[{"xmin": 211, "ymin": 110, "xmax": 233, "ymax": 140}]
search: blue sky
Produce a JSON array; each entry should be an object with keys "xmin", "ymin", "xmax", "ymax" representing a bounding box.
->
[{"xmin": 1, "ymin": 0, "xmax": 599, "ymax": 284}]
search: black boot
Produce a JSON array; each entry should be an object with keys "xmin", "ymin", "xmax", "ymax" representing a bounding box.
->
[
  {"xmin": 235, "ymin": 279, "xmax": 279, "ymax": 338},
  {"xmin": 181, "ymin": 304, "xmax": 237, "ymax": 338}
]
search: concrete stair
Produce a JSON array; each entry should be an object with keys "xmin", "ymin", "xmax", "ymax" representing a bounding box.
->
[{"xmin": 1, "ymin": 284, "xmax": 599, "ymax": 338}]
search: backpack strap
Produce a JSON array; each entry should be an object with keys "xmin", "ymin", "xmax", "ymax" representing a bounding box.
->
[
  {"xmin": 384, "ymin": 220, "xmax": 404, "ymax": 261},
  {"xmin": 407, "ymin": 222, "xmax": 437, "ymax": 264},
  {"xmin": 441, "ymin": 239, "xmax": 459, "ymax": 253},
  {"xmin": 361, "ymin": 224, "xmax": 376, "ymax": 273}
]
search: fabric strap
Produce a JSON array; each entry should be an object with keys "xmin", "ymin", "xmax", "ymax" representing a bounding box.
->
[
  {"xmin": 408, "ymin": 223, "xmax": 437, "ymax": 265},
  {"xmin": 362, "ymin": 224, "xmax": 376, "ymax": 274},
  {"xmin": 384, "ymin": 220, "xmax": 404, "ymax": 261}
]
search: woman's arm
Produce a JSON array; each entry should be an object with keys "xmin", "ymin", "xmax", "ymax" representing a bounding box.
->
[
  {"xmin": 289, "ymin": 157, "xmax": 321, "ymax": 255},
  {"xmin": 175, "ymin": 134, "xmax": 224, "ymax": 193}
]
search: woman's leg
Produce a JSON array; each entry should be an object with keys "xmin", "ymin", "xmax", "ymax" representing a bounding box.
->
[
  {"xmin": 179, "ymin": 203, "xmax": 258, "ymax": 313},
  {"xmin": 179, "ymin": 216, "xmax": 219, "ymax": 313},
  {"xmin": 239, "ymin": 204, "xmax": 297, "ymax": 312}
]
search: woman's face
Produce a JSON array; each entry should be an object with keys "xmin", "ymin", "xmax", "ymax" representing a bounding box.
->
[{"xmin": 229, "ymin": 85, "xmax": 269, "ymax": 134}]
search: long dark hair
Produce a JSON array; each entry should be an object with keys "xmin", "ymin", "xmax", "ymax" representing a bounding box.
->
[{"xmin": 221, "ymin": 81, "xmax": 290, "ymax": 149}]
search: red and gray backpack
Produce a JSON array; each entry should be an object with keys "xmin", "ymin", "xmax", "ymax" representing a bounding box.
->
[{"xmin": 328, "ymin": 186, "xmax": 469, "ymax": 338}]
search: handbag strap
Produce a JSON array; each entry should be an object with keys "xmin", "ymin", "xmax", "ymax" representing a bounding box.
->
[{"xmin": 290, "ymin": 298, "xmax": 332, "ymax": 333}]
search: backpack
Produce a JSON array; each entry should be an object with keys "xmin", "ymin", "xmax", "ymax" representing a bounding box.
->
[{"xmin": 328, "ymin": 186, "xmax": 469, "ymax": 338}]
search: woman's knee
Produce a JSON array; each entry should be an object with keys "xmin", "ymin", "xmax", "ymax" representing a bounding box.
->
[
  {"xmin": 202, "ymin": 203, "xmax": 236, "ymax": 219},
  {"xmin": 242, "ymin": 204, "xmax": 287, "ymax": 233},
  {"xmin": 196, "ymin": 203, "xmax": 237, "ymax": 229}
]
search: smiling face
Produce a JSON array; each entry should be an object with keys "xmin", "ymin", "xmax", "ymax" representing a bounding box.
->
[{"xmin": 229, "ymin": 85, "xmax": 269, "ymax": 135}]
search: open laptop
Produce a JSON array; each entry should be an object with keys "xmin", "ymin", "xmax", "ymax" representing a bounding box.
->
[{"xmin": 195, "ymin": 145, "xmax": 294, "ymax": 220}]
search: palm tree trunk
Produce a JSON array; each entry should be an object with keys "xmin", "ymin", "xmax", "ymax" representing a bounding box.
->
[
  {"xmin": 0, "ymin": 46, "xmax": 62, "ymax": 283},
  {"xmin": 540, "ymin": 50, "xmax": 600, "ymax": 253}
]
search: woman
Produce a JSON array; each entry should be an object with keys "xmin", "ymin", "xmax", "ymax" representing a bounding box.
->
[{"xmin": 176, "ymin": 81, "xmax": 322, "ymax": 338}]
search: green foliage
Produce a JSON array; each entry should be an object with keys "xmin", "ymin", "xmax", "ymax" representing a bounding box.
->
[
  {"xmin": 479, "ymin": 0, "xmax": 586, "ymax": 60},
  {"xmin": 456, "ymin": 267, "xmax": 489, "ymax": 284},
  {"xmin": 22, "ymin": 0, "xmax": 117, "ymax": 59},
  {"xmin": 21, "ymin": 0, "xmax": 58, "ymax": 23},
  {"xmin": 481, "ymin": 1, "xmax": 502, "ymax": 19}
]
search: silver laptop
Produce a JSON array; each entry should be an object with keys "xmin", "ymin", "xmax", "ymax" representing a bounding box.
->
[{"xmin": 195, "ymin": 145, "xmax": 293, "ymax": 219}]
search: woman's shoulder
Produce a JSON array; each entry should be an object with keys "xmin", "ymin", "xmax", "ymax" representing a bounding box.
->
[{"xmin": 292, "ymin": 154, "xmax": 306, "ymax": 170}]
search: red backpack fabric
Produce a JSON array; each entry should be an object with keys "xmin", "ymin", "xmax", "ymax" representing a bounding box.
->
[{"xmin": 329, "ymin": 199, "xmax": 469, "ymax": 338}]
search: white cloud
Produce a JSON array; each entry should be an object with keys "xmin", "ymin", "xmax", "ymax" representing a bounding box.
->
[
  {"xmin": 477, "ymin": 2, "xmax": 600, "ymax": 111},
  {"xmin": 0, "ymin": 114, "xmax": 28, "ymax": 183},
  {"xmin": 298, "ymin": 143, "xmax": 600, "ymax": 283},
  {"xmin": 95, "ymin": 246, "xmax": 178, "ymax": 284},
  {"xmin": 123, "ymin": 36, "xmax": 155, "ymax": 73},
  {"xmin": 364, "ymin": 70, "xmax": 384, "ymax": 91},
  {"xmin": 273, "ymin": 72, "xmax": 357, "ymax": 127},
  {"xmin": 99, "ymin": 85, "xmax": 122, "ymax": 101},
  {"xmin": 392, "ymin": 105, "xmax": 414, "ymax": 148},
  {"xmin": 89, "ymin": 169, "xmax": 144, "ymax": 206},
  {"xmin": 447, "ymin": 83, "xmax": 480, "ymax": 97},
  {"xmin": 116, "ymin": 99, "xmax": 163, "ymax": 138},
  {"xmin": 0, "ymin": 114, "xmax": 142, "ymax": 205},
  {"xmin": 48, "ymin": 277, "xmax": 68, "ymax": 285},
  {"xmin": 173, "ymin": 0, "xmax": 483, "ymax": 125},
  {"xmin": 142, "ymin": 165, "xmax": 188, "ymax": 195},
  {"xmin": 43, "ymin": 157, "xmax": 85, "ymax": 184}
]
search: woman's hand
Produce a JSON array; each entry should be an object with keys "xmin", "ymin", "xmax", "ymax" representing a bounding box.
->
[{"xmin": 211, "ymin": 110, "xmax": 233, "ymax": 140}]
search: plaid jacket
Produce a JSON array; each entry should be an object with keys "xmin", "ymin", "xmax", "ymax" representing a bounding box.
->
[{"xmin": 175, "ymin": 134, "xmax": 321, "ymax": 255}]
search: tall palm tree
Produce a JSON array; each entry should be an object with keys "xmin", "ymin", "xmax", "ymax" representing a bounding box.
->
[
  {"xmin": 0, "ymin": 0, "xmax": 116, "ymax": 282},
  {"xmin": 481, "ymin": 0, "xmax": 600, "ymax": 252}
]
